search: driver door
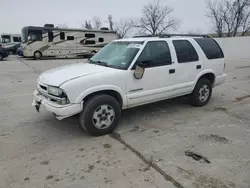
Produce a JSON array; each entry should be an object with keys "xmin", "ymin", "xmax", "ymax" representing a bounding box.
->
[{"xmin": 126, "ymin": 40, "xmax": 177, "ymax": 107}]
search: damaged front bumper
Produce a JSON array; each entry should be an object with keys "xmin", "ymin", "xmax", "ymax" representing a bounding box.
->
[{"xmin": 32, "ymin": 90, "xmax": 83, "ymax": 120}]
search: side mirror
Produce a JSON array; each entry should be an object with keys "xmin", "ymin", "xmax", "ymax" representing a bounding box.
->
[{"xmin": 134, "ymin": 64, "xmax": 145, "ymax": 79}]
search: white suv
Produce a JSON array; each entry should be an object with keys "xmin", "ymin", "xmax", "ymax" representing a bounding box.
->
[{"xmin": 32, "ymin": 34, "xmax": 227, "ymax": 136}]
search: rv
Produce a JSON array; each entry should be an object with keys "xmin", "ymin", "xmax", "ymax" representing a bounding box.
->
[
  {"xmin": 0, "ymin": 33, "xmax": 22, "ymax": 54},
  {"xmin": 21, "ymin": 24, "xmax": 118, "ymax": 59}
]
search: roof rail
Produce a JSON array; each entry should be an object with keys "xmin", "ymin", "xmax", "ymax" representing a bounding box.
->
[{"xmin": 133, "ymin": 34, "xmax": 210, "ymax": 38}]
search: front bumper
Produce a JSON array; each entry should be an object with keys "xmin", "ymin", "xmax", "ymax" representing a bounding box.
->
[{"xmin": 32, "ymin": 90, "xmax": 82, "ymax": 120}]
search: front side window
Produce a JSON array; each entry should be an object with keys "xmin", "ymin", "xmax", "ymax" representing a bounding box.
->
[
  {"xmin": 136, "ymin": 41, "xmax": 172, "ymax": 68},
  {"xmin": 173, "ymin": 40, "xmax": 199, "ymax": 63},
  {"xmin": 1, "ymin": 35, "xmax": 11, "ymax": 43},
  {"xmin": 194, "ymin": 38, "xmax": 224, "ymax": 59},
  {"xmin": 90, "ymin": 41, "xmax": 144, "ymax": 70},
  {"xmin": 28, "ymin": 30, "xmax": 42, "ymax": 42}
]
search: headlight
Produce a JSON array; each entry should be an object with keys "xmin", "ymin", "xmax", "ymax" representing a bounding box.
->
[
  {"xmin": 22, "ymin": 46, "xmax": 27, "ymax": 50},
  {"xmin": 48, "ymin": 86, "xmax": 65, "ymax": 97}
]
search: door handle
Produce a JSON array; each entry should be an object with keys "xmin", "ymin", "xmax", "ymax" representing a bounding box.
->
[
  {"xmin": 197, "ymin": 65, "xmax": 201, "ymax": 69},
  {"xmin": 169, "ymin": 69, "xmax": 175, "ymax": 74}
]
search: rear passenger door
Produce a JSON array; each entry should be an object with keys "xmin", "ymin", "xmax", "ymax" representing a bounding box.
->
[
  {"xmin": 194, "ymin": 38, "xmax": 225, "ymax": 76},
  {"xmin": 172, "ymin": 39, "xmax": 202, "ymax": 87}
]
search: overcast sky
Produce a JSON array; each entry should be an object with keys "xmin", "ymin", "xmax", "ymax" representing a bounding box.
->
[{"xmin": 1, "ymin": 0, "xmax": 212, "ymax": 34}]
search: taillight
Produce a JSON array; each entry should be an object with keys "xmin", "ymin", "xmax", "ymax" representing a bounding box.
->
[{"xmin": 224, "ymin": 63, "xmax": 226, "ymax": 70}]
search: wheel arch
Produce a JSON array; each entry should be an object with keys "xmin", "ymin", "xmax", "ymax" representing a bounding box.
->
[
  {"xmin": 195, "ymin": 70, "xmax": 216, "ymax": 87},
  {"xmin": 75, "ymin": 86, "xmax": 127, "ymax": 109}
]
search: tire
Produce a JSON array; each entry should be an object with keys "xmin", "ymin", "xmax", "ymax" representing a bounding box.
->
[
  {"xmin": 79, "ymin": 95, "xmax": 121, "ymax": 136},
  {"xmin": 8, "ymin": 50, "xmax": 14, "ymax": 55},
  {"xmin": 34, "ymin": 51, "xmax": 42, "ymax": 60},
  {"xmin": 0, "ymin": 53, "xmax": 3, "ymax": 61},
  {"xmin": 189, "ymin": 78, "xmax": 212, "ymax": 107}
]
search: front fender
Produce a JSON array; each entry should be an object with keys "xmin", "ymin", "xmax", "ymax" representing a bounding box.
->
[{"xmin": 75, "ymin": 85, "xmax": 127, "ymax": 108}]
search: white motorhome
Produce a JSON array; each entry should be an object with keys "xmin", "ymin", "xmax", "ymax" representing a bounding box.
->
[
  {"xmin": 21, "ymin": 24, "xmax": 118, "ymax": 59},
  {"xmin": 0, "ymin": 33, "xmax": 22, "ymax": 54}
]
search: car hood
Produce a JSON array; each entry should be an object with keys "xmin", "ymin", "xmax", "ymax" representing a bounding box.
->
[{"xmin": 38, "ymin": 63, "xmax": 113, "ymax": 86}]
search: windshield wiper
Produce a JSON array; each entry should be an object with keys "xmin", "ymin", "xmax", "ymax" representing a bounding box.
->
[
  {"xmin": 97, "ymin": 61, "xmax": 110, "ymax": 67},
  {"xmin": 89, "ymin": 60, "xmax": 110, "ymax": 67}
]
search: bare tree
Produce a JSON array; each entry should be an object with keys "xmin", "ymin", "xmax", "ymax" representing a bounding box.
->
[
  {"xmin": 84, "ymin": 20, "xmax": 92, "ymax": 29},
  {"xmin": 108, "ymin": 15, "xmax": 114, "ymax": 31},
  {"xmin": 114, "ymin": 19, "xmax": 132, "ymax": 38},
  {"xmin": 131, "ymin": 0, "xmax": 180, "ymax": 36},
  {"xmin": 206, "ymin": 0, "xmax": 225, "ymax": 37},
  {"xmin": 207, "ymin": 0, "xmax": 250, "ymax": 37},
  {"xmin": 187, "ymin": 28, "xmax": 204, "ymax": 35},
  {"xmin": 92, "ymin": 16, "xmax": 102, "ymax": 30},
  {"xmin": 241, "ymin": 10, "xmax": 250, "ymax": 35}
]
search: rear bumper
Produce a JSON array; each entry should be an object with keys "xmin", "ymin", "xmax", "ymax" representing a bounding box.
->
[
  {"xmin": 214, "ymin": 74, "xmax": 227, "ymax": 87},
  {"xmin": 32, "ymin": 90, "xmax": 82, "ymax": 120}
]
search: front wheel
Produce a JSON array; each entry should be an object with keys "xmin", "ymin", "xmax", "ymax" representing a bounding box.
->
[
  {"xmin": 79, "ymin": 95, "xmax": 121, "ymax": 136},
  {"xmin": 34, "ymin": 51, "xmax": 42, "ymax": 60},
  {"xmin": 189, "ymin": 78, "xmax": 212, "ymax": 107}
]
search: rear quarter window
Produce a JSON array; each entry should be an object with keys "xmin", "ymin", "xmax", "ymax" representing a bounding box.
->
[{"xmin": 194, "ymin": 38, "xmax": 224, "ymax": 59}]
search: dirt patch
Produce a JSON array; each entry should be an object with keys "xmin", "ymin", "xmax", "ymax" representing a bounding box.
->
[
  {"xmin": 24, "ymin": 177, "xmax": 30, "ymax": 181},
  {"xmin": 193, "ymin": 174, "xmax": 232, "ymax": 188},
  {"xmin": 129, "ymin": 126, "xmax": 140, "ymax": 133},
  {"xmin": 199, "ymin": 134, "xmax": 230, "ymax": 144},
  {"xmin": 185, "ymin": 151, "xmax": 211, "ymax": 164},
  {"xmin": 234, "ymin": 95, "xmax": 250, "ymax": 102},
  {"xmin": 212, "ymin": 107, "xmax": 228, "ymax": 112},
  {"xmin": 40, "ymin": 160, "xmax": 50, "ymax": 165},
  {"xmin": 177, "ymin": 167, "xmax": 235, "ymax": 188},
  {"xmin": 45, "ymin": 175, "xmax": 54, "ymax": 180},
  {"xmin": 79, "ymin": 148, "xmax": 84, "ymax": 151},
  {"xmin": 103, "ymin": 144, "xmax": 112, "ymax": 149},
  {"xmin": 153, "ymin": 130, "xmax": 160, "ymax": 133},
  {"xmin": 87, "ymin": 164, "xmax": 95, "ymax": 173},
  {"xmin": 235, "ymin": 65, "xmax": 250, "ymax": 69}
]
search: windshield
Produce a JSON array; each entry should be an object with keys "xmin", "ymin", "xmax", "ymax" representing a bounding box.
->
[
  {"xmin": 90, "ymin": 41, "xmax": 144, "ymax": 70},
  {"xmin": 1, "ymin": 35, "xmax": 11, "ymax": 43}
]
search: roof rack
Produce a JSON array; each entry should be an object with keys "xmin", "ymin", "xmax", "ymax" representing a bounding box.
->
[{"xmin": 133, "ymin": 34, "xmax": 210, "ymax": 38}]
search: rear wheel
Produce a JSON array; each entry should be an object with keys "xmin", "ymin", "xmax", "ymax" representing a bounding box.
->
[
  {"xmin": 79, "ymin": 95, "xmax": 121, "ymax": 136},
  {"xmin": 34, "ymin": 51, "xmax": 42, "ymax": 60},
  {"xmin": 0, "ymin": 53, "xmax": 3, "ymax": 61},
  {"xmin": 189, "ymin": 78, "xmax": 212, "ymax": 107},
  {"xmin": 8, "ymin": 50, "xmax": 14, "ymax": 55}
]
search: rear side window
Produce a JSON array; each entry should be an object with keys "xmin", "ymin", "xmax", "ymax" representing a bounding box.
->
[
  {"xmin": 48, "ymin": 31, "xmax": 53, "ymax": 42},
  {"xmin": 13, "ymin": 37, "xmax": 19, "ymax": 42},
  {"xmin": 173, "ymin": 40, "xmax": 199, "ymax": 63},
  {"xmin": 60, "ymin": 32, "xmax": 65, "ymax": 40},
  {"xmin": 194, "ymin": 38, "xmax": 224, "ymax": 59}
]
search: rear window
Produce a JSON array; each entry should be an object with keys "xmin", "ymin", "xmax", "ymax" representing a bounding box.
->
[{"xmin": 194, "ymin": 38, "xmax": 224, "ymax": 59}]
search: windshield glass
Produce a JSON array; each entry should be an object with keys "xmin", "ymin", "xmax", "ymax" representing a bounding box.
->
[
  {"xmin": 1, "ymin": 35, "xmax": 11, "ymax": 43},
  {"xmin": 90, "ymin": 41, "xmax": 144, "ymax": 70}
]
